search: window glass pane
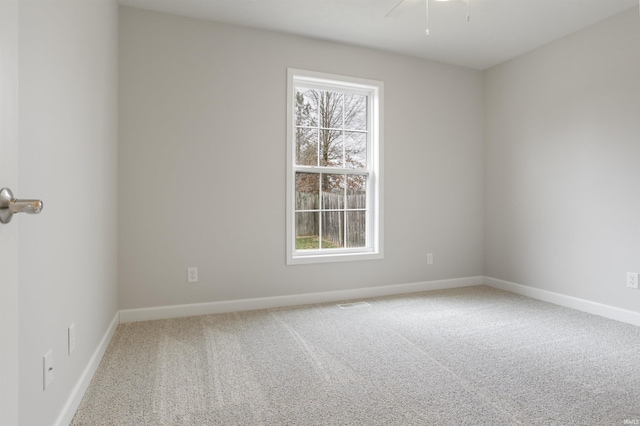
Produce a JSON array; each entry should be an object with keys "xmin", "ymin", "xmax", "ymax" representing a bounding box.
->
[
  {"xmin": 296, "ymin": 212, "xmax": 319, "ymax": 250},
  {"xmin": 346, "ymin": 175, "xmax": 366, "ymax": 209},
  {"xmin": 345, "ymin": 94, "xmax": 367, "ymax": 131},
  {"xmin": 296, "ymin": 173, "xmax": 319, "ymax": 210},
  {"xmin": 322, "ymin": 211, "xmax": 345, "ymax": 249},
  {"xmin": 322, "ymin": 174, "xmax": 345, "ymax": 210},
  {"xmin": 346, "ymin": 211, "xmax": 366, "ymax": 248},
  {"xmin": 318, "ymin": 90, "xmax": 343, "ymax": 130},
  {"xmin": 296, "ymin": 128, "xmax": 318, "ymax": 166},
  {"xmin": 345, "ymin": 131, "xmax": 366, "ymax": 169},
  {"xmin": 295, "ymin": 88, "xmax": 318, "ymax": 127},
  {"xmin": 319, "ymin": 129, "xmax": 343, "ymax": 167}
]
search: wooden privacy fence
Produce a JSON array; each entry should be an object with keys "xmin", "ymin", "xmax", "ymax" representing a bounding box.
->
[{"xmin": 296, "ymin": 191, "xmax": 366, "ymax": 247}]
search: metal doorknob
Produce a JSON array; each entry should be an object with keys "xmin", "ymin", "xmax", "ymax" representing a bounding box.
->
[{"xmin": 0, "ymin": 187, "xmax": 43, "ymax": 224}]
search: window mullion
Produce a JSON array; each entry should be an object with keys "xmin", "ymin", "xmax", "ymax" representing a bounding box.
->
[
  {"xmin": 294, "ymin": 166, "xmax": 369, "ymax": 175},
  {"xmin": 343, "ymin": 174, "xmax": 347, "ymax": 249},
  {"xmin": 316, "ymin": 100, "xmax": 321, "ymax": 167},
  {"xmin": 342, "ymin": 95, "xmax": 346, "ymax": 249},
  {"xmin": 319, "ymin": 172, "xmax": 323, "ymax": 250}
]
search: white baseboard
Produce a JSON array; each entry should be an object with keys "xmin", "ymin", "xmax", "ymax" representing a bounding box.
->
[
  {"xmin": 119, "ymin": 276, "xmax": 484, "ymax": 323},
  {"xmin": 484, "ymin": 277, "xmax": 640, "ymax": 327},
  {"xmin": 53, "ymin": 276, "xmax": 639, "ymax": 425},
  {"xmin": 52, "ymin": 276, "xmax": 482, "ymax": 424},
  {"xmin": 54, "ymin": 311, "xmax": 120, "ymax": 426}
]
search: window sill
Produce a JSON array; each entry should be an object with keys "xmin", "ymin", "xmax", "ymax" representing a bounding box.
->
[{"xmin": 287, "ymin": 250, "xmax": 383, "ymax": 265}]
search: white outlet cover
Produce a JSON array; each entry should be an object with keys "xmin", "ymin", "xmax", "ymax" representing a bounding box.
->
[
  {"xmin": 43, "ymin": 349, "xmax": 54, "ymax": 390},
  {"xmin": 187, "ymin": 267, "xmax": 198, "ymax": 283},
  {"xmin": 68, "ymin": 323, "xmax": 76, "ymax": 355},
  {"xmin": 627, "ymin": 272, "xmax": 639, "ymax": 289}
]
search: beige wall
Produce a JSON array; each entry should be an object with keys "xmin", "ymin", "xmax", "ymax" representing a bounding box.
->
[
  {"xmin": 18, "ymin": 1, "xmax": 119, "ymax": 424},
  {"xmin": 484, "ymin": 9, "xmax": 640, "ymax": 311},
  {"xmin": 118, "ymin": 6, "xmax": 485, "ymax": 310}
]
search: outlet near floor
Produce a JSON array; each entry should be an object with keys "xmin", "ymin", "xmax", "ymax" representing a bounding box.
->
[
  {"xmin": 187, "ymin": 267, "xmax": 198, "ymax": 283},
  {"xmin": 627, "ymin": 272, "xmax": 638, "ymax": 289},
  {"xmin": 68, "ymin": 323, "xmax": 76, "ymax": 355}
]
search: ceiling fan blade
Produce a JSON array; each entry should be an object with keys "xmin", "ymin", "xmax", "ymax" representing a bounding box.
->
[{"xmin": 385, "ymin": 0, "xmax": 421, "ymax": 18}]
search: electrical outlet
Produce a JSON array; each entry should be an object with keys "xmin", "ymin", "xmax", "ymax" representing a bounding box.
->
[
  {"xmin": 427, "ymin": 253, "xmax": 433, "ymax": 265},
  {"xmin": 68, "ymin": 323, "xmax": 76, "ymax": 355},
  {"xmin": 627, "ymin": 272, "xmax": 639, "ymax": 289},
  {"xmin": 43, "ymin": 349, "xmax": 54, "ymax": 390},
  {"xmin": 187, "ymin": 267, "xmax": 198, "ymax": 283}
]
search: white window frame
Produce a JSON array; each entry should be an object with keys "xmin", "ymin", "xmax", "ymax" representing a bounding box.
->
[{"xmin": 286, "ymin": 68, "xmax": 384, "ymax": 265}]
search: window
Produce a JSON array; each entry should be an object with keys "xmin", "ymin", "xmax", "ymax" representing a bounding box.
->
[{"xmin": 286, "ymin": 69, "xmax": 383, "ymax": 265}]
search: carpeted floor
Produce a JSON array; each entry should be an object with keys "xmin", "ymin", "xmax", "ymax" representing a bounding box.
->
[{"xmin": 72, "ymin": 285, "xmax": 640, "ymax": 425}]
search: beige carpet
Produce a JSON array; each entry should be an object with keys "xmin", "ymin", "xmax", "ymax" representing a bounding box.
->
[{"xmin": 72, "ymin": 286, "xmax": 640, "ymax": 425}]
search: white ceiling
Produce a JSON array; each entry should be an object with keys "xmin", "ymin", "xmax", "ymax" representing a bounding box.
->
[{"xmin": 119, "ymin": 0, "xmax": 638, "ymax": 70}]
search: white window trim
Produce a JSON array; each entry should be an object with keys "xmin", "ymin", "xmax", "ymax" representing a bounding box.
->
[{"xmin": 286, "ymin": 68, "xmax": 384, "ymax": 265}]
